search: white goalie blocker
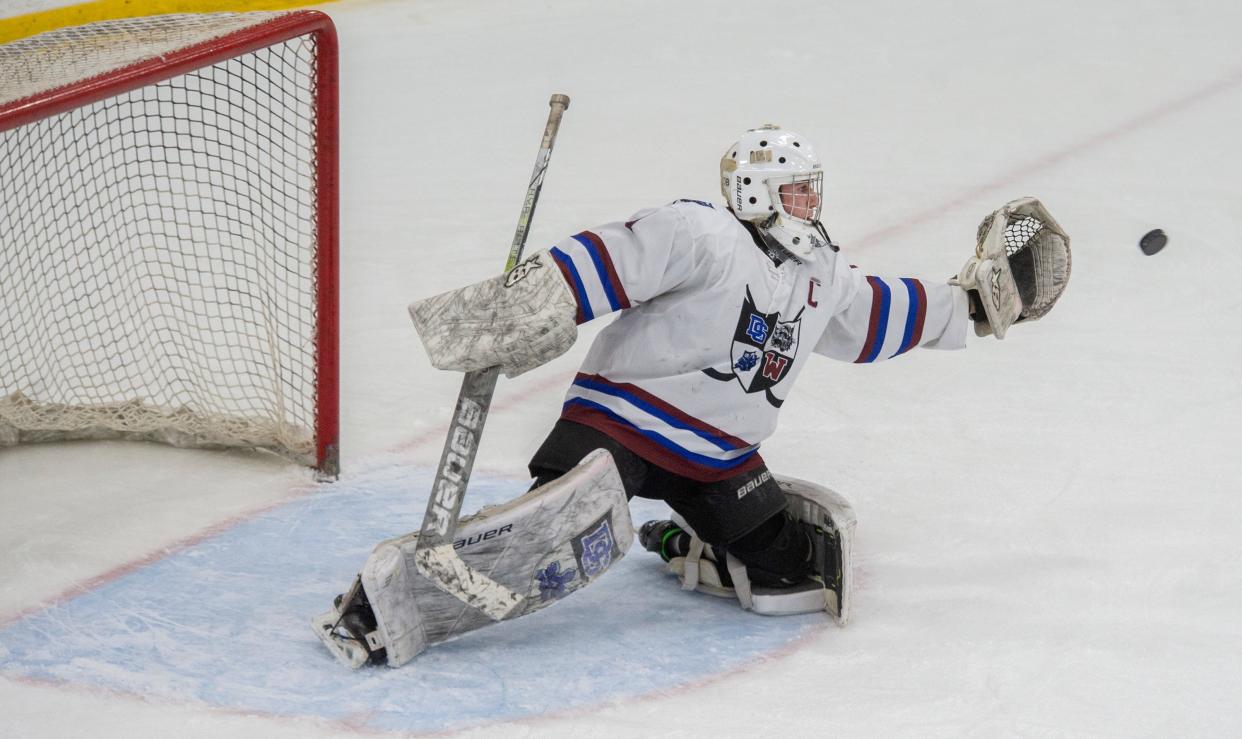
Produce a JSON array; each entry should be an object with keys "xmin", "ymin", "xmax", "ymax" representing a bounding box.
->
[
  {"xmin": 670, "ymin": 476, "xmax": 857, "ymax": 625},
  {"xmin": 407, "ymin": 251, "xmax": 578, "ymax": 378},
  {"xmin": 314, "ymin": 449, "xmax": 633, "ymax": 668}
]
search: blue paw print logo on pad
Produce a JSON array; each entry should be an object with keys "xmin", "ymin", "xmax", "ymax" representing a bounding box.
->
[{"xmin": 536, "ymin": 561, "xmax": 577, "ymax": 601}]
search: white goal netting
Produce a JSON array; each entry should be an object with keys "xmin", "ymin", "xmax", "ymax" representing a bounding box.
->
[{"xmin": 0, "ymin": 12, "xmax": 337, "ymax": 472}]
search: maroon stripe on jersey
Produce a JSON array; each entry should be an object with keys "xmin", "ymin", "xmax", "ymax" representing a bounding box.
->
[
  {"xmin": 561, "ymin": 403, "xmax": 765, "ymax": 483},
  {"xmin": 578, "ymin": 231, "xmax": 632, "ymax": 309},
  {"xmin": 901, "ymin": 279, "xmax": 927, "ymax": 354},
  {"xmin": 574, "ymin": 372, "xmax": 753, "ymax": 450},
  {"xmin": 853, "ymin": 277, "xmax": 886, "ymax": 363}
]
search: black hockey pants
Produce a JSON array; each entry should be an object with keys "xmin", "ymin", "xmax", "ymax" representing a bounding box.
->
[{"xmin": 528, "ymin": 420, "xmax": 811, "ymax": 587}]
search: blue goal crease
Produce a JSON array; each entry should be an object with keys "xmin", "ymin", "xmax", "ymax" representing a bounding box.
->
[{"xmin": 0, "ymin": 465, "xmax": 824, "ymax": 734}]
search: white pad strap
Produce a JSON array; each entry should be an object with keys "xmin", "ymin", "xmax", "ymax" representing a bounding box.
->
[
  {"xmin": 680, "ymin": 534, "xmax": 706, "ymax": 591},
  {"xmin": 666, "ymin": 515, "xmax": 735, "ymax": 599},
  {"xmin": 724, "ymin": 553, "xmax": 754, "ymax": 611},
  {"xmin": 408, "ymin": 251, "xmax": 578, "ymax": 377}
]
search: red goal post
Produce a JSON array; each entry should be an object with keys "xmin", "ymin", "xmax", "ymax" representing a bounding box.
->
[{"xmin": 0, "ymin": 11, "xmax": 340, "ymax": 476}]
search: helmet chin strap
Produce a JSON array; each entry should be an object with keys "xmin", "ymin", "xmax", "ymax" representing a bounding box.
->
[
  {"xmin": 755, "ymin": 220, "xmax": 797, "ymax": 264},
  {"xmin": 758, "ymin": 214, "xmax": 838, "ymax": 261}
]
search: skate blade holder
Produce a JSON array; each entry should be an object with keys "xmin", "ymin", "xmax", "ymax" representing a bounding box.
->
[
  {"xmin": 311, "ymin": 610, "xmax": 380, "ymax": 670},
  {"xmin": 749, "ymin": 580, "xmax": 833, "ymax": 617}
]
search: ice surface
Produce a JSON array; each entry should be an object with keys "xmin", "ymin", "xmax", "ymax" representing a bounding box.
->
[
  {"xmin": 3, "ymin": 0, "xmax": 1242, "ymax": 736},
  {"xmin": 0, "ymin": 464, "xmax": 823, "ymax": 733}
]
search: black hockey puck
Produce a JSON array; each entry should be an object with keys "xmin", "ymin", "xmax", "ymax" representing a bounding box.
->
[{"xmin": 1139, "ymin": 229, "xmax": 1167, "ymax": 256}]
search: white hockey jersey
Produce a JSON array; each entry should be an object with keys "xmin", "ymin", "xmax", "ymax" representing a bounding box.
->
[{"xmin": 546, "ymin": 199, "xmax": 970, "ymax": 482}]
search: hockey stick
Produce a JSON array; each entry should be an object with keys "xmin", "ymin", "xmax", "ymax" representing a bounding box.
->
[{"xmin": 412, "ymin": 94, "xmax": 571, "ymax": 620}]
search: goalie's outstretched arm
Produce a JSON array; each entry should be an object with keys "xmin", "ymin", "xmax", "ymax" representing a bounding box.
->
[
  {"xmin": 812, "ymin": 265, "xmax": 971, "ymax": 363},
  {"xmin": 814, "ymin": 196, "xmax": 1071, "ymax": 359}
]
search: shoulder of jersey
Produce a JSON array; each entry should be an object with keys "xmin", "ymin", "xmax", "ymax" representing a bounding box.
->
[{"xmin": 666, "ymin": 198, "xmax": 745, "ymax": 233}]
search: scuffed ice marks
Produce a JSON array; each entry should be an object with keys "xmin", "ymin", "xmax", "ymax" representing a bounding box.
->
[{"xmin": 0, "ymin": 463, "xmax": 823, "ymax": 733}]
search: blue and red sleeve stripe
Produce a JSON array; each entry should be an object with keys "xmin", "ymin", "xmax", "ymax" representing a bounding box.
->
[
  {"xmin": 853, "ymin": 276, "xmax": 928, "ymax": 362},
  {"xmin": 854, "ymin": 276, "xmax": 892, "ymax": 363},
  {"xmin": 549, "ymin": 246, "xmax": 590, "ymax": 323},
  {"xmin": 893, "ymin": 278, "xmax": 927, "ymax": 357},
  {"xmin": 572, "ymin": 232, "xmax": 631, "ymax": 311},
  {"xmin": 548, "ymin": 231, "xmax": 630, "ymax": 324}
]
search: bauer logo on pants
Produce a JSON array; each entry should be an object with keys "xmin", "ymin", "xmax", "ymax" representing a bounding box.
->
[
  {"xmin": 572, "ymin": 513, "xmax": 619, "ymax": 580},
  {"xmin": 736, "ymin": 470, "xmax": 773, "ymax": 500}
]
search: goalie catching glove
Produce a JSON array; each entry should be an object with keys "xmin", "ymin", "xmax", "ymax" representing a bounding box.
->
[
  {"xmin": 409, "ymin": 251, "xmax": 578, "ymax": 377},
  {"xmin": 952, "ymin": 197, "xmax": 1071, "ymax": 339}
]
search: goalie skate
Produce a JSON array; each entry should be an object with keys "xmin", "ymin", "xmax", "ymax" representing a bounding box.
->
[
  {"xmin": 312, "ymin": 577, "xmax": 385, "ymax": 669},
  {"xmin": 641, "ymin": 476, "xmax": 856, "ymax": 623}
]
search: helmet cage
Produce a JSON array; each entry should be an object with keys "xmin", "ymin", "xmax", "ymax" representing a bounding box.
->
[{"xmin": 766, "ymin": 170, "xmax": 823, "ymax": 226}]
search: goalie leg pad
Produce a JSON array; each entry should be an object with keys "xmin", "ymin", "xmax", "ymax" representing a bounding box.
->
[
  {"xmin": 655, "ymin": 477, "xmax": 856, "ymax": 623},
  {"xmin": 408, "ymin": 250, "xmax": 579, "ymax": 378},
  {"xmin": 777, "ymin": 476, "xmax": 857, "ymax": 625},
  {"xmin": 336, "ymin": 448, "xmax": 633, "ymax": 668}
]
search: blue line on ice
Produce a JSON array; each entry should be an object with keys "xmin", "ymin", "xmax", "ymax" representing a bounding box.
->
[{"xmin": 0, "ymin": 461, "xmax": 826, "ymax": 733}]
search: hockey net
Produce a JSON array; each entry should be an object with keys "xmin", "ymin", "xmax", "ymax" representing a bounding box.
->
[{"xmin": 0, "ymin": 11, "xmax": 339, "ymax": 475}]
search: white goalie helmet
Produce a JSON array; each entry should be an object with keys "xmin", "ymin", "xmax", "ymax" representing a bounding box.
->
[{"xmin": 720, "ymin": 124, "xmax": 831, "ymax": 259}]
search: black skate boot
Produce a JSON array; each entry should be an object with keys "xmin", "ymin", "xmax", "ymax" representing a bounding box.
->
[
  {"xmin": 639, "ymin": 519, "xmax": 736, "ymax": 594},
  {"xmin": 639, "ymin": 519, "xmax": 690, "ymax": 562},
  {"xmin": 312, "ymin": 576, "xmax": 386, "ymax": 668}
]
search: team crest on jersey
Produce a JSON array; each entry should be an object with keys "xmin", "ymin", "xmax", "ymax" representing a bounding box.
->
[{"xmin": 704, "ymin": 287, "xmax": 803, "ymax": 408}]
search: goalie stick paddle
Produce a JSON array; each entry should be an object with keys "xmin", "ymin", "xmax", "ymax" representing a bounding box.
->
[{"xmin": 412, "ymin": 94, "xmax": 571, "ymax": 620}]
